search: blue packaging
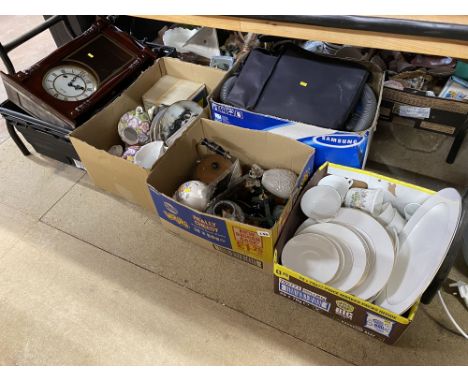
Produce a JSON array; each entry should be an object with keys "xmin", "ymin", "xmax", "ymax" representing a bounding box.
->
[{"xmin": 210, "ymin": 100, "xmax": 376, "ymax": 170}]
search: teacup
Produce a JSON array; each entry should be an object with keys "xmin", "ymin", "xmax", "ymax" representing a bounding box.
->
[
  {"xmin": 300, "ymin": 185, "xmax": 342, "ymax": 220},
  {"xmin": 344, "ymin": 188, "xmax": 384, "ymax": 216},
  {"xmin": 108, "ymin": 145, "xmax": 124, "ymax": 157},
  {"xmin": 118, "ymin": 106, "xmax": 152, "ymax": 146},
  {"xmin": 404, "ymin": 203, "xmax": 421, "ymax": 220},
  {"xmin": 318, "ymin": 175, "xmax": 353, "ymax": 201},
  {"xmin": 375, "ymin": 202, "xmax": 395, "ymax": 225},
  {"xmin": 393, "ymin": 187, "xmax": 429, "ymax": 216},
  {"xmin": 134, "ymin": 141, "xmax": 165, "ymax": 170},
  {"xmin": 122, "ymin": 145, "xmax": 141, "ymax": 162}
]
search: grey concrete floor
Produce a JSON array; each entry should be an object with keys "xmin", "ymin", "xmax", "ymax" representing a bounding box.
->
[{"xmin": 0, "ymin": 15, "xmax": 467, "ymax": 366}]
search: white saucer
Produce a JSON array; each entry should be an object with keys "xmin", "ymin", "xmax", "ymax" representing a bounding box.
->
[
  {"xmin": 332, "ymin": 208, "xmax": 395, "ymax": 301},
  {"xmin": 376, "ymin": 188, "xmax": 461, "ymax": 314},
  {"xmin": 281, "ymin": 233, "xmax": 342, "ymax": 284},
  {"xmin": 300, "ymin": 222, "xmax": 368, "ymax": 292}
]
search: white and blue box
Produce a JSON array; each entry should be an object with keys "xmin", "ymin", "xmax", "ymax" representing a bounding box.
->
[{"xmin": 209, "ymin": 57, "xmax": 383, "ymax": 170}]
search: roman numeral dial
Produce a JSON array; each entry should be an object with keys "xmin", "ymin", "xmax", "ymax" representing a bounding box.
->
[{"xmin": 42, "ymin": 65, "xmax": 98, "ymax": 102}]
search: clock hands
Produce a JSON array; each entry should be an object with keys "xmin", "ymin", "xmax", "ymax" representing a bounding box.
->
[
  {"xmin": 71, "ymin": 84, "xmax": 85, "ymax": 91},
  {"xmin": 67, "ymin": 74, "xmax": 79, "ymax": 87},
  {"xmin": 67, "ymin": 74, "xmax": 85, "ymax": 91}
]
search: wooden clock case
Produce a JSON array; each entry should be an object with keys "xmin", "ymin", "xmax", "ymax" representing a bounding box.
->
[{"xmin": 1, "ymin": 18, "xmax": 157, "ymax": 129}]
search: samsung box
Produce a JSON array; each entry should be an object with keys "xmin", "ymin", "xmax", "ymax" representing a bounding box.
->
[
  {"xmin": 210, "ymin": 52, "xmax": 384, "ymax": 170},
  {"xmin": 147, "ymin": 118, "xmax": 315, "ymax": 272},
  {"xmin": 70, "ymin": 58, "xmax": 227, "ymax": 212},
  {"xmin": 273, "ymin": 162, "xmax": 460, "ymax": 344}
]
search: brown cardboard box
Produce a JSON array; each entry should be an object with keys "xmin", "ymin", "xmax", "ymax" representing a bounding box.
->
[
  {"xmin": 70, "ymin": 58, "xmax": 227, "ymax": 212},
  {"xmin": 273, "ymin": 162, "xmax": 440, "ymax": 344},
  {"xmin": 147, "ymin": 118, "xmax": 315, "ymax": 273}
]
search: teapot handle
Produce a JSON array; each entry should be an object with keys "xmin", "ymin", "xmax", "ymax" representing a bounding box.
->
[
  {"xmin": 147, "ymin": 105, "xmax": 157, "ymax": 120},
  {"xmin": 135, "ymin": 106, "xmax": 144, "ymax": 115}
]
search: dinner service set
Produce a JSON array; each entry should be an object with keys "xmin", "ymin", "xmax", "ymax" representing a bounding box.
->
[{"xmin": 282, "ymin": 174, "xmax": 462, "ymax": 314}]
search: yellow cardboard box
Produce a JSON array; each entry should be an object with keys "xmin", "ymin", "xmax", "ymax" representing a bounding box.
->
[
  {"xmin": 274, "ymin": 162, "xmax": 439, "ymax": 344},
  {"xmin": 147, "ymin": 118, "xmax": 315, "ymax": 273}
]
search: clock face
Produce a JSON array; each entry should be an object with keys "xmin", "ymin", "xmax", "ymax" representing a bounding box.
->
[{"xmin": 42, "ymin": 65, "xmax": 98, "ymax": 102}]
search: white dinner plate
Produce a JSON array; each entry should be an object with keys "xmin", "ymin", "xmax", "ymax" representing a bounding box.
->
[
  {"xmin": 331, "ymin": 208, "xmax": 395, "ymax": 301},
  {"xmin": 375, "ymin": 188, "xmax": 461, "ymax": 314},
  {"xmin": 281, "ymin": 233, "xmax": 342, "ymax": 284},
  {"xmin": 296, "ymin": 217, "xmax": 318, "ymax": 235},
  {"xmin": 334, "ymin": 221, "xmax": 374, "ymax": 274},
  {"xmin": 320, "ymin": 235, "xmax": 346, "ymax": 284},
  {"xmin": 299, "ymin": 222, "xmax": 368, "ymax": 292}
]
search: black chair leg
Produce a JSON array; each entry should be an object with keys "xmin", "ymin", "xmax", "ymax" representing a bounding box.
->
[{"xmin": 6, "ymin": 122, "xmax": 30, "ymax": 156}]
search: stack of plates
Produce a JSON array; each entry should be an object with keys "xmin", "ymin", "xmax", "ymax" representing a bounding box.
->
[
  {"xmin": 281, "ymin": 188, "xmax": 462, "ymax": 315},
  {"xmin": 375, "ymin": 188, "xmax": 461, "ymax": 314},
  {"xmin": 283, "ymin": 207, "xmax": 395, "ymax": 299}
]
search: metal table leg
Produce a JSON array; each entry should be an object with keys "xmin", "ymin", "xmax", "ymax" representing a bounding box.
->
[
  {"xmin": 446, "ymin": 115, "xmax": 468, "ymax": 164},
  {"xmin": 5, "ymin": 121, "xmax": 30, "ymax": 156}
]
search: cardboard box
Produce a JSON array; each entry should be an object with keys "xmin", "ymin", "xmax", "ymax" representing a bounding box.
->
[
  {"xmin": 209, "ymin": 57, "xmax": 384, "ymax": 170},
  {"xmin": 147, "ymin": 118, "xmax": 315, "ymax": 272},
  {"xmin": 142, "ymin": 75, "xmax": 205, "ymax": 111},
  {"xmin": 369, "ymin": 86, "xmax": 468, "ymax": 187},
  {"xmin": 273, "ymin": 162, "xmax": 437, "ymax": 344},
  {"xmin": 70, "ymin": 58, "xmax": 227, "ymax": 212}
]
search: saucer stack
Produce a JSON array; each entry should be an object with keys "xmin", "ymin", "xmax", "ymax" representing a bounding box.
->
[{"xmin": 284, "ymin": 208, "xmax": 394, "ymax": 300}]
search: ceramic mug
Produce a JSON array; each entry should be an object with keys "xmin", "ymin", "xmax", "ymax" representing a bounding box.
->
[
  {"xmin": 344, "ymin": 188, "xmax": 384, "ymax": 216},
  {"xmin": 387, "ymin": 209, "xmax": 405, "ymax": 234},
  {"xmin": 373, "ymin": 179, "xmax": 397, "ymax": 204},
  {"xmin": 375, "ymin": 202, "xmax": 395, "ymax": 225},
  {"xmin": 118, "ymin": 106, "xmax": 152, "ymax": 146},
  {"xmin": 318, "ymin": 175, "xmax": 353, "ymax": 201}
]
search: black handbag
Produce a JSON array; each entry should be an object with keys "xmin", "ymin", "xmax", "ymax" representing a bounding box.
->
[{"xmin": 223, "ymin": 44, "xmax": 370, "ymax": 130}]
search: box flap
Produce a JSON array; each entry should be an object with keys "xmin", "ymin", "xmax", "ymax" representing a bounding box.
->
[
  {"xmin": 70, "ymin": 135, "xmax": 154, "ymax": 210},
  {"xmin": 200, "ymin": 119, "xmax": 314, "ymax": 175},
  {"xmin": 142, "ymin": 75, "xmax": 205, "ymax": 107},
  {"xmin": 162, "ymin": 57, "xmax": 227, "ymax": 92},
  {"xmin": 147, "ymin": 118, "xmax": 205, "ymax": 195}
]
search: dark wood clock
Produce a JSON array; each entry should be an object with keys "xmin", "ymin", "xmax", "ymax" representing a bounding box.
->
[{"xmin": 1, "ymin": 18, "xmax": 157, "ymax": 128}]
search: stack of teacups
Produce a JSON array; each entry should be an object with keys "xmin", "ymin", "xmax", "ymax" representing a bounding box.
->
[{"xmin": 300, "ymin": 175, "xmax": 353, "ymax": 220}]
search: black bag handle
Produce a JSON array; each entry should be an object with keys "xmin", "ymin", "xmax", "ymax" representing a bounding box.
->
[{"xmin": 224, "ymin": 48, "xmax": 281, "ymax": 110}]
